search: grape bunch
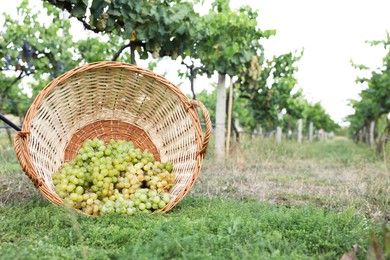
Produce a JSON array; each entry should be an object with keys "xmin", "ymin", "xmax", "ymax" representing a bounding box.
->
[{"xmin": 52, "ymin": 138, "xmax": 175, "ymax": 216}]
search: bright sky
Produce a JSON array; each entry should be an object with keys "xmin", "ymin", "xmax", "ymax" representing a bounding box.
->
[
  {"xmin": 230, "ymin": 0, "xmax": 390, "ymax": 125},
  {"xmin": 2, "ymin": 0, "xmax": 390, "ymax": 125}
]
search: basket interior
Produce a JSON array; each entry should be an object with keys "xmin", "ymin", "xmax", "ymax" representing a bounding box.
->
[
  {"xmin": 64, "ymin": 120, "xmax": 161, "ymax": 162},
  {"xmin": 27, "ymin": 66, "xmax": 200, "ymax": 203}
]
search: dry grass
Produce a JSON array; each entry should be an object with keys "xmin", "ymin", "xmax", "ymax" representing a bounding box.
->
[
  {"xmin": 0, "ymin": 149, "xmax": 39, "ymax": 206},
  {"xmin": 192, "ymin": 137, "xmax": 390, "ymax": 221}
]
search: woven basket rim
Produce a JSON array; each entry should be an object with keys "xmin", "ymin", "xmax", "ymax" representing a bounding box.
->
[{"xmin": 22, "ymin": 61, "xmax": 192, "ymax": 133}]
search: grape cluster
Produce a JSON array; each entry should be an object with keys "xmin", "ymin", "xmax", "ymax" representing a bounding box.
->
[
  {"xmin": 248, "ymin": 55, "xmax": 262, "ymax": 80},
  {"xmin": 52, "ymin": 138, "xmax": 175, "ymax": 216}
]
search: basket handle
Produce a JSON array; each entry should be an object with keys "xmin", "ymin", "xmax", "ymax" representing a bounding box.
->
[
  {"xmin": 14, "ymin": 131, "xmax": 43, "ymax": 187},
  {"xmin": 191, "ymin": 100, "xmax": 212, "ymax": 157}
]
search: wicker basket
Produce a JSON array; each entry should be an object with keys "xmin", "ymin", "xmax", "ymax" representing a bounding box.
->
[{"xmin": 13, "ymin": 61, "xmax": 211, "ymax": 213}]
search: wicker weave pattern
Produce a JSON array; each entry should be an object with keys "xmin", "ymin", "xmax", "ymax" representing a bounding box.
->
[
  {"xmin": 64, "ymin": 120, "xmax": 161, "ymax": 162},
  {"xmin": 14, "ymin": 61, "xmax": 211, "ymax": 213}
]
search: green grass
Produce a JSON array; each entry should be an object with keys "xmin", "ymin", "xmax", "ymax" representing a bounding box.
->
[
  {"xmin": 0, "ymin": 196, "xmax": 373, "ymax": 260},
  {"xmin": 0, "ymin": 149, "xmax": 22, "ymax": 174},
  {"xmin": 1, "ymin": 136, "xmax": 389, "ymax": 259},
  {"xmin": 236, "ymin": 138, "xmax": 379, "ymax": 166}
]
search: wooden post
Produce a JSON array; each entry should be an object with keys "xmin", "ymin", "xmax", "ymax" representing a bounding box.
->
[
  {"xmin": 276, "ymin": 127, "xmax": 282, "ymax": 144},
  {"xmin": 369, "ymin": 120, "xmax": 375, "ymax": 146},
  {"xmin": 226, "ymin": 76, "xmax": 233, "ymax": 155},
  {"xmin": 319, "ymin": 129, "xmax": 325, "ymax": 141},
  {"xmin": 276, "ymin": 110, "xmax": 283, "ymax": 144},
  {"xmin": 297, "ymin": 118, "xmax": 303, "ymax": 143},
  {"xmin": 257, "ymin": 126, "xmax": 263, "ymax": 137},
  {"xmin": 309, "ymin": 121, "xmax": 313, "ymax": 142},
  {"xmin": 215, "ymin": 73, "xmax": 226, "ymax": 161}
]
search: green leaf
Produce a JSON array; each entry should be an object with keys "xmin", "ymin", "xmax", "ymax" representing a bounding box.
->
[
  {"xmin": 71, "ymin": 3, "xmax": 87, "ymax": 18},
  {"xmin": 140, "ymin": 51, "xmax": 148, "ymax": 60},
  {"xmin": 107, "ymin": 8, "xmax": 121, "ymax": 17},
  {"xmin": 90, "ymin": 0, "xmax": 107, "ymax": 18},
  {"xmin": 176, "ymin": 23, "xmax": 186, "ymax": 35},
  {"xmin": 106, "ymin": 16, "xmax": 116, "ymax": 31},
  {"xmin": 124, "ymin": 23, "xmax": 133, "ymax": 38}
]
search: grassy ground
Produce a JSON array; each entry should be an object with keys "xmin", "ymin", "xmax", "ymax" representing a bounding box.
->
[
  {"xmin": 0, "ymin": 196, "xmax": 371, "ymax": 259},
  {"xmin": 0, "ymin": 134, "xmax": 389, "ymax": 259},
  {"xmin": 195, "ymin": 137, "xmax": 390, "ymax": 221}
]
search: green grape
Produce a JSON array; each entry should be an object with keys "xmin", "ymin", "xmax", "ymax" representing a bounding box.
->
[
  {"xmin": 53, "ymin": 137, "xmax": 175, "ymax": 215},
  {"xmin": 139, "ymin": 194, "xmax": 147, "ymax": 202},
  {"xmin": 97, "ymin": 174, "xmax": 104, "ymax": 181},
  {"xmin": 162, "ymin": 194, "xmax": 170, "ymax": 204},
  {"xmin": 58, "ymin": 183, "xmax": 68, "ymax": 191},
  {"xmin": 69, "ymin": 193, "xmax": 79, "ymax": 201},
  {"xmin": 58, "ymin": 190, "xmax": 67, "ymax": 199},
  {"xmin": 158, "ymin": 200, "xmax": 166, "ymax": 209},
  {"xmin": 138, "ymin": 203, "xmax": 146, "ymax": 211},
  {"xmin": 152, "ymin": 196, "xmax": 161, "ymax": 204},
  {"xmin": 75, "ymin": 186, "xmax": 84, "ymax": 195},
  {"xmin": 64, "ymin": 198, "xmax": 75, "ymax": 207},
  {"xmin": 67, "ymin": 183, "xmax": 76, "ymax": 192},
  {"xmin": 127, "ymin": 207, "xmax": 135, "ymax": 215},
  {"xmin": 71, "ymin": 177, "xmax": 79, "ymax": 185}
]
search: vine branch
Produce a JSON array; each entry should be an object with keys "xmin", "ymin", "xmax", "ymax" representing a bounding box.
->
[
  {"xmin": 112, "ymin": 42, "xmax": 132, "ymax": 61},
  {"xmin": 111, "ymin": 41, "xmax": 146, "ymax": 61}
]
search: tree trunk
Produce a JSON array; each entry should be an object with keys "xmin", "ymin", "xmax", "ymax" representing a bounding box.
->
[
  {"xmin": 353, "ymin": 127, "xmax": 362, "ymax": 143},
  {"xmin": 363, "ymin": 125, "xmax": 369, "ymax": 144},
  {"xmin": 130, "ymin": 44, "xmax": 136, "ymax": 65},
  {"xmin": 232, "ymin": 119, "xmax": 240, "ymax": 143},
  {"xmin": 190, "ymin": 73, "xmax": 196, "ymax": 100},
  {"xmin": 369, "ymin": 120, "xmax": 375, "ymax": 146},
  {"xmin": 5, "ymin": 128, "xmax": 12, "ymax": 147},
  {"xmin": 286, "ymin": 115, "xmax": 291, "ymax": 140},
  {"xmin": 358, "ymin": 127, "xmax": 364, "ymax": 143},
  {"xmin": 297, "ymin": 118, "xmax": 303, "ymax": 143},
  {"xmin": 182, "ymin": 61, "xmax": 204, "ymax": 101},
  {"xmin": 376, "ymin": 118, "xmax": 390, "ymax": 158},
  {"xmin": 0, "ymin": 71, "xmax": 24, "ymax": 113},
  {"xmin": 215, "ymin": 73, "xmax": 226, "ymax": 161},
  {"xmin": 12, "ymin": 101, "xmax": 23, "ymax": 128},
  {"xmin": 309, "ymin": 121, "xmax": 313, "ymax": 142}
]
